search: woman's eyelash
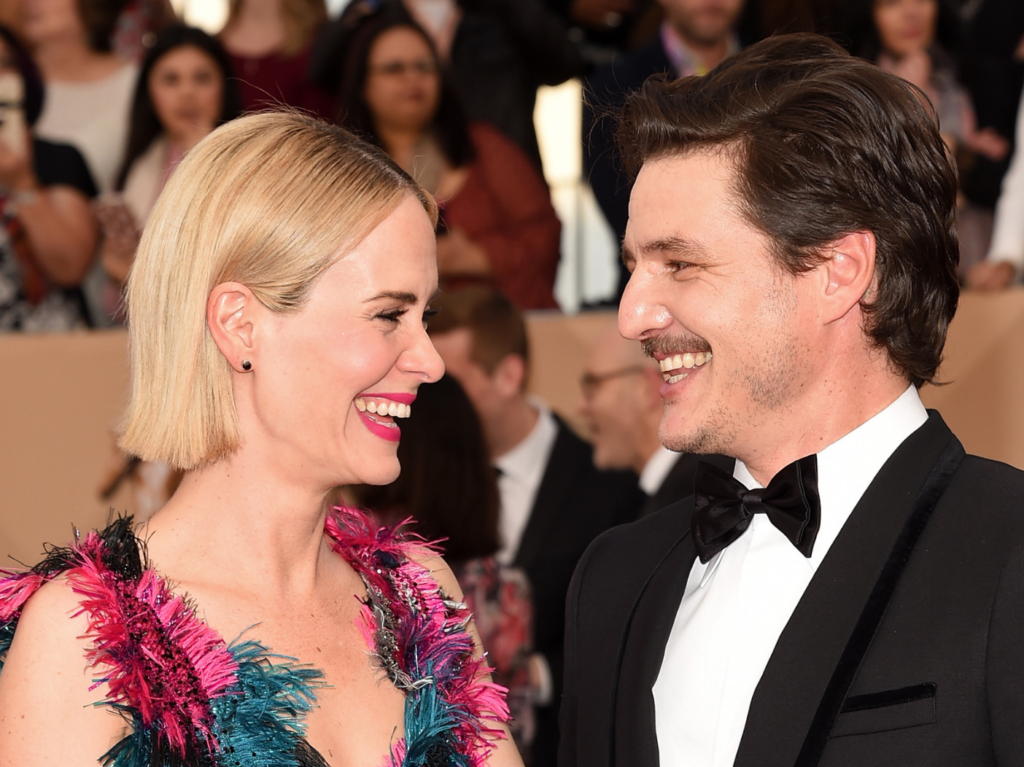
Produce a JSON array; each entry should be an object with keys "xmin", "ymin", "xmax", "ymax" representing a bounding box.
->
[{"xmin": 376, "ymin": 308, "xmax": 407, "ymax": 323}]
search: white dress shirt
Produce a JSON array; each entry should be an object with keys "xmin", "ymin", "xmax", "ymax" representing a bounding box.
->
[
  {"xmin": 653, "ymin": 386, "xmax": 928, "ymax": 766},
  {"xmin": 640, "ymin": 445, "xmax": 683, "ymax": 496},
  {"xmin": 494, "ymin": 400, "xmax": 558, "ymax": 564}
]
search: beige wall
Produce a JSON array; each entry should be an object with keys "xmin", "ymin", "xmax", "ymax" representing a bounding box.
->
[{"xmin": 3, "ymin": 291, "xmax": 1023, "ymax": 565}]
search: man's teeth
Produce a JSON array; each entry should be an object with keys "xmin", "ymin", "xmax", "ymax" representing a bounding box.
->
[
  {"xmin": 354, "ymin": 398, "xmax": 411, "ymax": 418},
  {"xmin": 658, "ymin": 352, "xmax": 712, "ymax": 372},
  {"xmin": 658, "ymin": 352, "xmax": 712, "ymax": 382}
]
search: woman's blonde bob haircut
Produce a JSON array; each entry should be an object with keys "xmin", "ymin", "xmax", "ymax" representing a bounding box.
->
[{"xmin": 119, "ymin": 111, "xmax": 437, "ymax": 470}]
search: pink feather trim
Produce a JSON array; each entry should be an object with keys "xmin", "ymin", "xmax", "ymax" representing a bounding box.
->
[
  {"xmin": 327, "ymin": 506, "xmax": 510, "ymax": 766},
  {"xmin": 66, "ymin": 531, "xmax": 238, "ymax": 755},
  {"xmin": 0, "ymin": 571, "xmax": 46, "ymax": 622}
]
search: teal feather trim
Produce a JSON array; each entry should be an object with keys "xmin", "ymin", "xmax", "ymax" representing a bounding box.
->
[
  {"xmin": 0, "ymin": 619, "xmax": 15, "ymax": 674},
  {"xmin": 208, "ymin": 638, "xmax": 325, "ymax": 767}
]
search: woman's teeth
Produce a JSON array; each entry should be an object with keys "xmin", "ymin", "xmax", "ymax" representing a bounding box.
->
[
  {"xmin": 355, "ymin": 398, "xmax": 411, "ymax": 418},
  {"xmin": 658, "ymin": 352, "xmax": 713, "ymax": 383}
]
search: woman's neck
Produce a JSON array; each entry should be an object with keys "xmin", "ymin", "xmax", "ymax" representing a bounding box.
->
[
  {"xmin": 222, "ymin": 0, "xmax": 286, "ymax": 56},
  {"xmin": 377, "ymin": 125, "xmax": 426, "ymax": 172},
  {"xmin": 147, "ymin": 456, "xmax": 336, "ymax": 601},
  {"xmin": 34, "ymin": 36, "xmax": 118, "ymax": 82}
]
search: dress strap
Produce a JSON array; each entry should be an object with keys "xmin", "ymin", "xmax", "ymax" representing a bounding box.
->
[{"xmin": 325, "ymin": 506, "xmax": 510, "ymax": 767}]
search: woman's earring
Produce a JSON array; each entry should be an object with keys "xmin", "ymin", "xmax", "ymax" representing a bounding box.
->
[{"xmin": 241, "ymin": 360, "xmax": 252, "ymax": 371}]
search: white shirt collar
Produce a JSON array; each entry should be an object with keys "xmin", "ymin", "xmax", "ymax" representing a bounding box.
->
[
  {"xmin": 733, "ymin": 385, "xmax": 928, "ymax": 566},
  {"xmin": 640, "ymin": 445, "xmax": 682, "ymax": 496}
]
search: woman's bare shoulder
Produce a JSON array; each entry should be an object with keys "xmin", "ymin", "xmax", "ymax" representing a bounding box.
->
[{"xmin": 0, "ymin": 576, "xmax": 123, "ymax": 766}]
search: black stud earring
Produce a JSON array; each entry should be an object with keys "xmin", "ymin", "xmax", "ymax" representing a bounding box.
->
[{"xmin": 241, "ymin": 360, "xmax": 252, "ymax": 371}]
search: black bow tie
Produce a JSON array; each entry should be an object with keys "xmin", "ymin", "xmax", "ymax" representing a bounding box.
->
[{"xmin": 691, "ymin": 456, "xmax": 821, "ymax": 564}]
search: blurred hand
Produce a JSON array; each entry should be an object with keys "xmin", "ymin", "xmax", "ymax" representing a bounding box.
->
[
  {"xmin": 965, "ymin": 260, "xmax": 1016, "ymax": 291},
  {"xmin": 966, "ymin": 126, "xmax": 1010, "ymax": 162},
  {"xmin": 569, "ymin": 0, "xmax": 633, "ymax": 29},
  {"xmin": 437, "ymin": 227, "xmax": 491, "ymax": 275}
]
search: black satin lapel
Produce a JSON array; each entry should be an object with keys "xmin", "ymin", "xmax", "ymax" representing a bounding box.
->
[
  {"xmin": 734, "ymin": 412, "xmax": 962, "ymax": 767},
  {"xmin": 513, "ymin": 422, "xmax": 575, "ymax": 570},
  {"xmin": 614, "ymin": 522, "xmax": 699, "ymax": 767}
]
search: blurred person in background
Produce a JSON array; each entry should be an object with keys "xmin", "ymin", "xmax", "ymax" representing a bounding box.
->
[
  {"xmin": 24, "ymin": 0, "xmax": 137, "ymax": 326},
  {"xmin": 325, "ymin": 0, "xmax": 584, "ymax": 172},
  {"xmin": 428, "ymin": 286, "xmax": 644, "ymax": 767},
  {"xmin": 352, "ymin": 373, "xmax": 538, "ymax": 761},
  {"xmin": 846, "ymin": 0, "xmax": 1010, "ymax": 271},
  {"xmin": 219, "ymin": 0, "xmax": 334, "ymax": 116},
  {"xmin": 111, "ymin": 0, "xmax": 176, "ymax": 61},
  {"xmin": 584, "ymin": 0, "xmax": 745, "ymax": 301},
  {"xmin": 966, "ymin": 83, "xmax": 1024, "ymax": 290},
  {"xmin": 578, "ymin": 322, "xmax": 733, "ymax": 516},
  {"xmin": 326, "ymin": 9, "xmax": 561, "ymax": 310},
  {"xmin": 958, "ymin": 0, "xmax": 1024, "ymax": 218},
  {"xmin": 98, "ymin": 24, "xmax": 242, "ymax": 294},
  {"xmin": 0, "ymin": 24, "xmax": 99, "ymax": 331},
  {"xmin": 25, "ymin": 0, "xmax": 136, "ymax": 193}
]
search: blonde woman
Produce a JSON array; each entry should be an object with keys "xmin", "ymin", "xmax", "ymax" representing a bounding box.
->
[
  {"xmin": 220, "ymin": 0, "xmax": 333, "ymax": 116},
  {"xmin": 0, "ymin": 112, "xmax": 522, "ymax": 767}
]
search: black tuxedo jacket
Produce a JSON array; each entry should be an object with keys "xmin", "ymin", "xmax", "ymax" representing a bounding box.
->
[
  {"xmin": 515, "ymin": 414, "xmax": 645, "ymax": 767},
  {"xmin": 640, "ymin": 452, "xmax": 734, "ymax": 518},
  {"xmin": 560, "ymin": 412, "xmax": 1024, "ymax": 766}
]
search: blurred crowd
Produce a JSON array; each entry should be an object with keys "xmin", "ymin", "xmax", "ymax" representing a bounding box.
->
[
  {"xmin": 0, "ymin": 0, "xmax": 1019, "ymax": 331},
  {"xmin": 2, "ymin": 0, "xmax": 1024, "ymax": 763}
]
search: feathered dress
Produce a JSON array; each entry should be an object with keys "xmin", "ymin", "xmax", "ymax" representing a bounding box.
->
[{"xmin": 0, "ymin": 508, "xmax": 509, "ymax": 767}]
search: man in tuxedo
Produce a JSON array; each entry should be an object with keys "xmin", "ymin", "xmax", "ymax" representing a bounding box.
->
[
  {"xmin": 578, "ymin": 322, "xmax": 732, "ymax": 516},
  {"xmin": 428, "ymin": 286, "xmax": 644, "ymax": 767},
  {"xmin": 560, "ymin": 34, "xmax": 1024, "ymax": 767}
]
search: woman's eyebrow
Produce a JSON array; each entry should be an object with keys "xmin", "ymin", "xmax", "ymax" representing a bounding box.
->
[{"xmin": 364, "ymin": 291, "xmax": 418, "ymax": 304}]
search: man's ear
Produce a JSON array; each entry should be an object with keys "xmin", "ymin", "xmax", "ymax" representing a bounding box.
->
[
  {"xmin": 492, "ymin": 353, "xmax": 527, "ymax": 398},
  {"xmin": 820, "ymin": 231, "xmax": 876, "ymax": 324},
  {"xmin": 207, "ymin": 282, "xmax": 257, "ymax": 372}
]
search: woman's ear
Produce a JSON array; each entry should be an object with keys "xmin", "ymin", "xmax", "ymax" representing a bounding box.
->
[{"xmin": 207, "ymin": 282, "xmax": 257, "ymax": 372}]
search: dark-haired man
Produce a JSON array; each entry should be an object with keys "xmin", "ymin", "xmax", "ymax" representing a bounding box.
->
[
  {"xmin": 428, "ymin": 286, "xmax": 644, "ymax": 767},
  {"xmin": 561, "ymin": 34, "xmax": 1024, "ymax": 767}
]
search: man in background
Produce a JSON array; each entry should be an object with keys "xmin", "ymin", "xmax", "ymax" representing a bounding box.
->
[
  {"xmin": 578, "ymin": 322, "xmax": 732, "ymax": 516},
  {"xmin": 584, "ymin": 0, "xmax": 745, "ymax": 297},
  {"xmin": 429, "ymin": 287, "xmax": 643, "ymax": 767}
]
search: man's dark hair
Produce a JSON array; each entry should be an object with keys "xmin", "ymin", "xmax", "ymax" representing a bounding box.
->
[
  {"xmin": 428, "ymin": 286, "xmax": 529, "ymax": 376},
  {"xmin": 617, "ymin": 33, "xmax": 960, "ymax": 387}
]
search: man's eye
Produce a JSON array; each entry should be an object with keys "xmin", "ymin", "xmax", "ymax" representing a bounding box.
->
[{"xmin": 667, "ymin": 260, "xmax": 692, "ymax": 274}]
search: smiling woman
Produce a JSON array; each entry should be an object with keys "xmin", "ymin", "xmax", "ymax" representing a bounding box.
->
[{"xmin": 0, "ymin": 112, "xmax": 522, "ymax": 767}]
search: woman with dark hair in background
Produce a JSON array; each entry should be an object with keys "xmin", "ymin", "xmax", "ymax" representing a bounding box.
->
[
  {"xmin": 0, "ymin": 24, "xmax": 99, "ymax": 331},
  {"xmin": 846, "ymin": 0, "xmax": 1010, "ymax": 271},
  {"xmin": 352, "ymin": 373, "xmax": 537, "ymax": 761},
  {"xmin": 322, "ymin": 8, "xmax": 562, "ymax": 311},
  {"xmin": 97, "ymin": 24, "xmax": 242, "ymax": 293},
  {"xmin": 846, "ymin": 0, "xmax": 1007, "ymax": 165}
]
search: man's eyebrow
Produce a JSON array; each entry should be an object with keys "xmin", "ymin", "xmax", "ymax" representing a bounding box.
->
[
  {"xmin": 643, "ymin": 236, "xmax": 708, "ymax": 257},
  {"xmin": 363, "ymin": 291, "xmax": 418, "ymax": 304}
]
